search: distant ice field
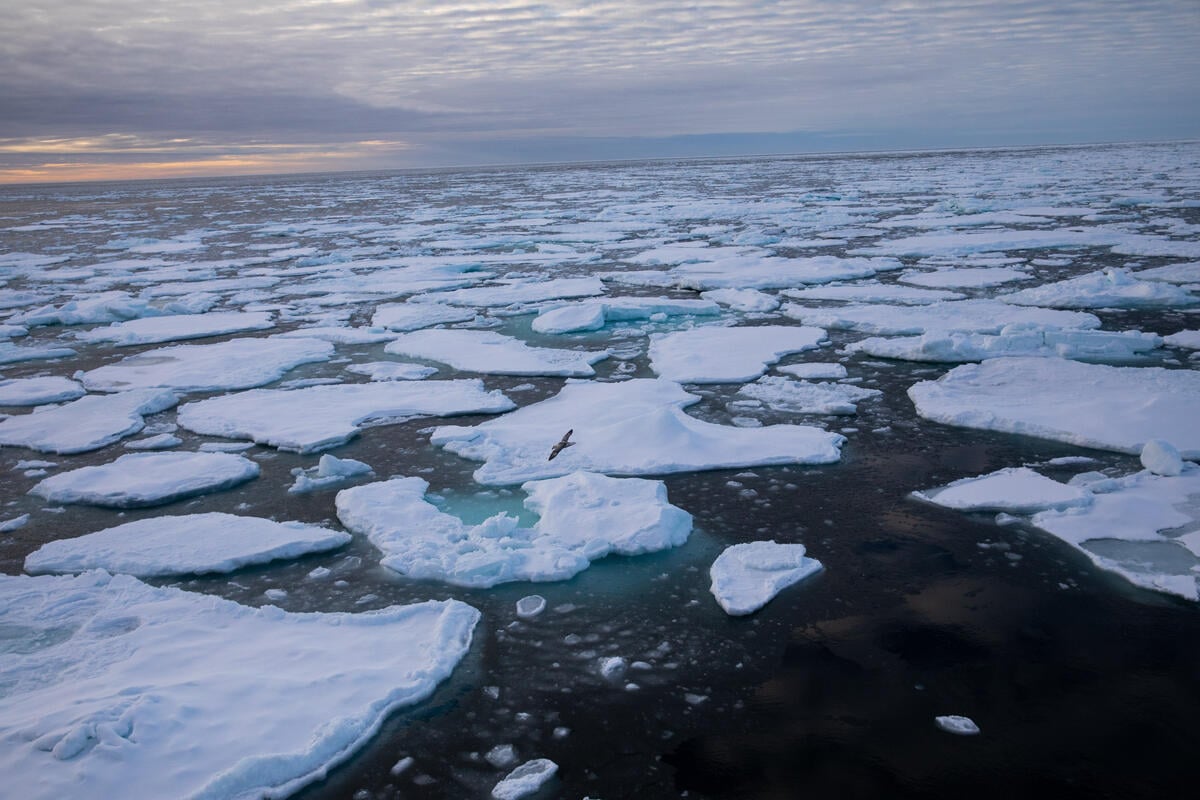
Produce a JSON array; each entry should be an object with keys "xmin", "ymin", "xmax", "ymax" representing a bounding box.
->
[{"xmin": 1, "ymin": 142, "xmax": 1199, "ymax": 800}]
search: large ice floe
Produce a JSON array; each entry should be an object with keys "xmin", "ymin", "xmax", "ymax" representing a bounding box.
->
[
  {"xmin": 431, "ymin": 378, "xmax": 844, "ymax": 485},
  {"xmin": 0, "ymin": 375, "xmax": 85, "ymax": 406},
  {"xmin": 79, "ymin": 336, "xmax": 333, "ymax": 393},
  {"xmin": 530, "ymin": 297, "xmax": 720, "ymax": 334},
  {"xmin": 385, "ymin": 329, "xmax": 609, "ymax": 377},
  {"xmin": 709, "ymin": 541, "xmax": 824, "ymax": 615},
  {"xmin": 25, "ymin": 512, "xmax": 349, "ymax": 576},
  {"xmin": 336, "ymin": 471, "xmax": 692, "ymax": 587},
  {"xmin": 178, "ymin": 380, "xmax": 515, "ymax": 453},
  {"xmin": 648, "ymin": 325, "xmax": 826, "ymax": 383},
  {"xmin": 73, "ymin": 311, "xmax": 275, "ymax": 346},
  {"xmin": 370, "ymin": 301, "xmax": 476, "ymax": 331},
  {"xmin": 1000, "ymin": 268, "xmax": 1198, "ymax": 309},
  {"xmin": 0, "ymin": 389, "xmax": 177, "ymax": 453},
  {"xmin": 846, "ymin": 326, "xmax": 1161, "ymax": 363},
  {"xmin": 784, "ymin": 299, "xmax": 1100, "ymax": 335},
  {"xmin": 29, "ymin": 451, "xmax": 260, "ymax": 508},
  {"xmin": 0, "ymin": 571, "xmax": 478, "ymax": 799},
  {"xmin": 917, "ymin": 460, "xmax": 1200, "ymax": 601},
  {"xmin": 909, "ymin": 357, "xmax": 1200, "ymax": 457}
]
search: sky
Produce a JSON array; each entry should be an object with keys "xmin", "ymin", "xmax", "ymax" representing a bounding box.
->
[{"xmin": 2, "ymin": 0, "xmax": 1198, "ymax": 184}]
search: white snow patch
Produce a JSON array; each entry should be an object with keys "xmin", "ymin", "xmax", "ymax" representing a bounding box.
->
[
  {"xmin": 30, "ymin": 451, "xmax": 258, "ymax": 508},
  {"xmin": 777, "ymin": 362, "xmax": 848, "ymax": 380},
  {"xmin": 531, "ymin": 297, "xmax": 719, "ymax": 334},
  {"xmin": 346, "ymin": 361, "xmax": 438, "ymax": 381},
  {"xmin": 1141, "ymin": 440, "xmax": 1183, "ymax": 476},
  {"xmin": 1164, "ymin": 329, "xmax": 1200, "ymax": 349},
  {"xmin": 700, "ymin": 288, "xmax": 780, "ymax": 312}
]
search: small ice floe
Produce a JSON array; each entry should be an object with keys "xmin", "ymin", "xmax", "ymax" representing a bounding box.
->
[
  {"xmin": 531, "ymin": 297, "xmax": 719, "ymax": 334},
  {"xmin": 1164, "ymin": 329, "xmax": 1200, "ymax": 350},
  {"xmin": 1134, "ymin": 262, "xmax": 1200, "ymax": 284},
  {"xmin": 24, "ymin": 513, "xmax": 350, "ymax": 575},
  {"xmin": 671, "ymin": 254, "xmax": 901, "ymax": 290},
  {"xmin": 419, "ymin": 276, "xmax": 604, "ymax": 307},
  {"xmin": 598, "ymin": 656, "xmax": 628, "ymax": 681},
  {"xmin": 491, "ymin": 758, "xmax": 558, "ymax": 800},
  {"xmin": 709, "ymin": 540, "xmax": 823, "ymax": 616},
  {"xmin": 178, "ymin": 379, "xmax": 514, "ymax": 453},
  {"xmin": 12, "ymin": 290, "xmax": 167, "ymax": 327},
  {"xmin": 79, "ymin": 336, "xmax": 333, "ymax": 393},
  {"xmin": 913, "ymin": 467, "xmax": 1093, "ymax": 514},
  {"xmin": 935, "ymin": 715, "xmax": 981, "ymax": 735},
  {"xmin": 516, "ymin": 595, "xmax": 547, "ymax": 619},
  {"xmin": 0, "ymin": 388, "xmax": 177, "ymax": 453},
  {"xmin": 336, "ymin": 471, "xmax": 692, "ymax": 587},
  {"xmin": 776, "ymin": 362, "xmax": 848, "ymax": 380},
  {"xmin": 29, "ymin": 451, "xmax": 260, "ymax": 508},
  {"xmin": 0, "ymin": 342, "xmax": 77, "ymax": 365},
  {"xmin": 846, "ymin": 325, "xmax": 1161, "ymax": 364},
  {"xmin": 0, "ymin": 376, "xmax": 85, "ymax": 406},
  {"xmin": 346, "ymin": 361, "xmax": 437, "ymax": 381},
  {"xmin": 735, "ymin": 376, "xmax": 881, "ymax": 415},
  {"xmin": 430, "ymin": 378, "xmax": 844, "ymax": 485},
  {"xmin": 0, "ymin": 571, "xmax": 478, "ymax": 800},
  {"xmin": 73, "ymin": 311, "xmax": 275, "ymax": 346},
  {"xmin": 485, "ymin": 744, "xmax": 518, "ymax": 768},
  {"xmin": 900, "ymin": 266, "xmax": 1027, "ymax": 288},
  {"xmin": 0, "ymin": 514, "xmax": 29, "ymax": 532},
  {"xmin": 1000, "ymin": 268, "xmax": 1198, "ymax": 309},
  {"xmin": 782, "ymin": 283, "xmax": 965, "ymax": 305},
  {"xmin": 1141, "ymin": 439, "xmax": 1184, "ymax": 476},
  {"xmin": 700, "ymin": 288, "xmax": 780, "ymax": 312},
  {"xmin": 123, "ymin": 433, "xmax": 182, "ymax": 450},
  {"xmin": 784, "ymin": 299, "xmax": 1099, "ymax": 336},
  {"xmin": 909, "ymin": 357, "xmax": 1200, "ymax": 457},
  {"xmin": 273, "ymin": 326, "xmax": 397, "ymax": 344},
  {"xmin": 386, "ymin": 329, "xmax": 609, "ymax": 377},
  {"xmin": 288, "ymin": 454, "xmax": 373, "ymax": 494},
  {"xmin": 648, "ymin": 325, "xmax": 826, "ymax": 383},
  {"xmin": 370, "ymin": 301, "xmax": 476, "ymax": 331}
]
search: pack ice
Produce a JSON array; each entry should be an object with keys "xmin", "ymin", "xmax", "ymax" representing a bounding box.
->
[
  {"xmin": 909, "ymin": 357, "xmax": 1200, "ymax": 457},
  {"xmin": 0, "ymin": 571, "xmax": 478, "ymax": 800},
  {"xmin": 648, "ymin": 325, "xmax": 826, "ymax": 383},
  {"xmin": 710, "ymin": 541, "xmax": 824, "ymax": 615},
  {"xmin": 430, "ymin": 378, "xmax": 845, "ymax": 485},
  {"xmin": 178, "ymin": 380, "xmax": 515, "ymax": 452},
  {"xmin": 385, "ymin": 329, "xmax": 609, "ymax": 377},
  {"xmin": 29, "ymin": 451, "xmax": 260, "ymax": 508},
  {"xmin": 1001, "ymin": 268, "xmax": 1198, "ymax": 309},
  {"xmin": 336, "ymin": 471, "xmax": 692, "ymax": 587}
]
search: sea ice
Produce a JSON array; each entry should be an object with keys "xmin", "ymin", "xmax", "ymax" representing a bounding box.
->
[
  {"xmin": 24, "ymin": 512, "xmax": 349, "ymax": 576},
  {"xmin": 12, "ymin": 291, "xmax": 166, "ymax": 327},
  {"xmin": 178, "ymin": 379, "xmax": 514, "ymax": 453},
  {"xmin": 29, "ymin": 451, "xmax": 260, "ymax": 508},
  {"xmin": 784, "ymin": 299, "xmax": 1099, "ymax": 335},
  {"xmin": 73, "ymin": 311, "xmax": 275, "ymax": 346},
  {"xmin": 735, "ymin": 375, "xmax": 881, "ymax": 415},
  {"xmin": 709, "ymin": 540, "xmax": 823, "ymax": 615},
  {"xmin": 271, "ymin": 326, "xmax": 398, "ymax": 344},
  {"xmin": 531, "ymin": 297, "xmax": 719, "ymax": 334},
  {"xmin": 123, "ymin": 433, "xmax": 181, "ymax": 450},
  {"xmin": 79, "ymin": 337, "xmax": 333, "ymax": 392},
  {"xmin": 288, "ymin": 454, "xmax": 374, "ymax": 493},
  {"xmin": 430, "ymin": 378, "xmax": 845, "ymax": 485},
  {"xmin": 671, "ymin": 255, "xmax": 901, "ymax": 290},
  {"xmin": 846, "ymin": 326, "xmax": 1161, "ymax": 363},
  {"xmin": 913, "ymin": 467, "xmax": 1093, "ymax": 514},
  {"xmin": 1001, "ymin": 268, "xmax": 1197, "ymax": 309},
  {"xmin": 1, "ymin": 513, "xmax": 30, "ymax": 532},
  {"xmin": 777, "ymin": 362, "xmax": 848, "ymax": 380},
  {"xmin": 1164, "ymin": 330, "xmax": 1200, "ymax": 350},
  {"xmin": 386, "ymin": 329, "xmax": 609, "ymax": 377},
  {"xmin": 648, "ymin": 325, "xmax": 826, "ymax": 383},
  {"xmin": 0, "ymin": 389, "xmax": 177, "ymax": 453},
  {"xmin": 492, "ymin": 758, "xmax": 558, "ymax": 800},
  {"xmin": 516, "ymin": 595, "xmax": 547, "ymax": 618},
  {"xmin": 782, "ymin": 284, "xmax": 965, "ymax": 304},
  {"xmin": 0, "ymin": 376, "xmax": 85, "ymax": 406},
  {"xmin": 346, "ymin": 361, "xmax": 438, "ymax": 381},
  {"xmin": 935, "ymin": 715, "xmax": 981, "ymax": 735},
  {"xmin": 370, "ymin": 302, "xmax": 476, "ymax": 331},
  {"xmin": 700, "ymin": 288, "xmax": 780, "ymax": 312},
  {"xmin": 1134, "ymin": 261, "xmax": 1200, "ymax": 284},
  {"xmin": 0, "ymin": 571, "xmax": 478, "ymax": 800},
  {"xmin": 908, "ymin": 357, "xmax": 1200, "ymax": 457},
  {"xmin": 1140, "ymin": 439, "xmax": 1183, "ymax": 476},
  {"xmin": 336, "ymin": 471, "xmax": 693, "ymax": 587},
  {"xmin": 900, "ymin": 267, "xmax": 1028, "ymax": 288},
  {"xmin": 417, "ymin": 276, "xmax": 604, "ymax": 307},
  {"xmin": 0, "ymin": 342, "xmax": 77, "ymax": 365}
]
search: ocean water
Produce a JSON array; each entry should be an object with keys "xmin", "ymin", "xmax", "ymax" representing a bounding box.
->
[{"xmin": 1, "ymin": 143, "xmax": 1199, "ymax": 799}]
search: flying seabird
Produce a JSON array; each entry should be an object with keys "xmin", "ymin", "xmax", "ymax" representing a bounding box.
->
[{"xmin": 548, "ymin": 429, "xmax": 575, "ymax": 461}]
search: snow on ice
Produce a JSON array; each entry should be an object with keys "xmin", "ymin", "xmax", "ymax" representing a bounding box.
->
[
  {"xmin": 0, "ymin": 376, "xmax": 85, "ymax": 406},
  {"xmin": 0, "ymin": 389, "xmax": 177, "ymax": 453},
  {"xmin": 73, "ymin": 311, "xmax": 275, "ymax": 346},
  {"xmin": 913, "ymin": 467, "xmax": 1093, "ymax": 514},
  {"xmin": 710, "ymin": 540, "xmax": 824, "ymax": 615},
  {"xmin": 648, "ymin": 325, "xmax": 826, "ymax": 383},
  {"xmin": 1001, "ymin": 268, "xmax": 1197, "ymax": 309},
  {"xmin": 29, "ymin": 451, "xmax": 260, "ymax": 508}
]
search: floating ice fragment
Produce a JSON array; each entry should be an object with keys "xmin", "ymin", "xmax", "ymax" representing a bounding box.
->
[
  {"xmin": 735, "ymin": 376, "xmax": 880, "ymax": 415},
  {"xmin": 786, "ymin": 299, "xmax": 1099, "ymax": 336},
  {"xmin": 486, "ymin": 744, "xmax": 518, "ymax": 768},
  {"xmin": 649, "ymin": 325, "xmax": 825, "ymax": 383},
  {"xmin": 1001, "ymin": 268, "xmax": 1198, "ymax": 309},
  {"xmin": 492, "ymin": 758, "xmax": 558, "ymax": 800},
  {"xmin": 371, "ymin": 302, "xmax": 476, "ymax": 331},
  {"xmin": 532, "ymin": 297, "xmax": 720, "ymax": 334},
  {"xmin": 0, "ymin": 514, "xmax": 29, "ymax": 532},
  {"xmin": 846, "ymin": 326, "xmax": 1161, "ymax": 363},
  {"xmin": 123, "ymin": 433, "xmax": 182, "ymax": 450},
  {"xmin": 386, "ymin": 329, "xmax": 609, "ymax": 377},
  {"xmin": 935, "ymin": 715, "xmax": 981, "ymax": 735},
  {"xmin": 74, "ymin": 311, "xmax": 274, "ymax": 346},
  {"xmin": 516, "ymin": 595, "xmax": 547, "ymax": 618},
  {"xmin": 1141, "ymin": 440, "xmax": 1184, "ymax": 476},
  {"xmin": 0, "ymin": 388, "xmax": 178, "ymax": 454},
  {"xmin": 346, "ymin": 361, "xmax": 437, "ymax": 381},
  {"xmin": 913, "ymin": 467, "xmax": 1093, "ymax": 514},
  {"xmin": 0, "ymin": 376, "xmax": 85, "ymax": 406},
  {"xmin": 710, "ymin": 541, "xmax": 823, "ymax": 615},
  {"xmin": 29, "ymin": 452, "xmax": 259, "ymax": 508},
  {"xmin": 288, "ymin": 454, "xmax": 374, "ymax": 494}
]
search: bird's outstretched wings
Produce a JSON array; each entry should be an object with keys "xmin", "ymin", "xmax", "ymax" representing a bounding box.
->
[{"xmin": 548, "ymin": 429, "xmax": 575, "ymax": 461}]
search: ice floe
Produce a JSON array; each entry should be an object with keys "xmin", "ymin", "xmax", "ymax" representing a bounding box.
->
[
  {"xmin": 346, "ymin": 361, "xmax": 438, "ymax": 381},
  {"xmin": 648, "ymin": 325, "xmax": 826, "ymax": 383},
  {"xmin": 336, "ymin": 471, "xmax": 692, "ymax": 587},
  {"xmin": 671, "ymin": 255, "xmax": 902, "ymax": 290},
  {"xmin": 12, "ymin": 291, "xmax": 166, "ymax": 327},
  {"xmin": 935, "ymin": 715, "xmax": 981, "ymax": 735},
  {"xmin": 179, "ymin": 380, "xmax": 515, "ymax": 453},
  {"xmin": 530, "ymin": 297, "xmax": 719, "ymax": 334},
  {"xmin": 846, "ymin": 326, "xmax": 1161, "ymax": 363},
  {"xmin": 900, "ymin": 267, "xmax": 1028, "ymax": 288},
  {"xmin": 0, "ymin": 376, "xmax": 85, "ymax": 406},
  {"xmin": 29, "ymin": 451, "xmax": 259, "ymax": 508},
  {"xmin": 25, "ymin": 512, "xmax": 349, "ymax": 576},
  {"xmin": 735, "ymin": 375, "xmax": 881, "ymax": 415},
  {"xmin": 430, "ymin": 378, "xmax": 845, "ymax": 485},
  {"xmin": 492, "ymin": 758, "xmax": 558, "ymax": 800},
  {"xmin": 386, "ymin": 329, "xmax": 609, "ymax": 377},
  {"xmin": 0, "ymin": 571, "xmax": 478, "ymax": 799},
  {"xmin": 913, "ymin": 467, "xmax": 1093, "ymax": 514},
  {"xmin": 288, "ymin": 454, "xmax": 374, "ymax": 493},
  {"xmin": 1140, "ymin": 439, "xmax": 1184, "ymax": 477},
  {"xmin": 417, "ymin": 276, "xmax": 604, "ymax": 307},
  {"xmin": 1163, "ymin": 330, "xmax": 1200, "ymax": 350},
  {"xmin": 0, "ymin": 389, "xmax": 177, "ymax": 453},
  {"xmin": 1001, "ymin": 268, "xmax": 1197, "ymax": 309},
  {"xmin": 909, "ymin": 357, "xmax": 1200, "ymax": 457},
  {"xmin": 700, "ymin": 288, "xmax": 780, "ymax": 312},
  {"xmin": 73, "ymin": 311, "xmax": 274, "ymax": 346},
  {"xmin": 1134, "ymin": 261, "xmax": 1200, "ymax": 284},
  {"xmin": 371, "ymin": 301, "xmax": 476, "ymax": 331},
  {"xmin": 79, "ymin": 336, "xmax": 333, "ymax": 393},
  {"xmin": 709, "ymin": 540, "xmax": 823, "ymax": 615},
  {"xmin": 0, "ymin": 342, "xmax": 77, "ymax": 365},
  {"xmin": 782, "ymin": 284, "xmax": 965, "ymax": 305},
  {"xmin": 785, "ymin": 299, "xmax": 1100, "ymax": 335}
]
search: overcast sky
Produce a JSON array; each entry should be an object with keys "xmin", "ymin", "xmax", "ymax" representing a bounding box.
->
[{"xmin": 3, "ymin": 0, "xmax": 1198, "ymax": 183}]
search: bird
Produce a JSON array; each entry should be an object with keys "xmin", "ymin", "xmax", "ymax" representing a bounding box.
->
[{"xmin": 548, "ymin": 429, "xmax": 575, "ymax": 461}]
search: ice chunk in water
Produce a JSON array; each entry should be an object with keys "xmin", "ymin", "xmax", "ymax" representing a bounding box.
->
[
  {"xmin": 491, "ymin": 758, "xmax": 558, "ymax": 800},
  {"xmin": 935, "ymin": 715, "xmax": 981, "ymax": 735},
  {"xmin": 710, "ymin": 540, "xmax": 823, "ymax": 616}
]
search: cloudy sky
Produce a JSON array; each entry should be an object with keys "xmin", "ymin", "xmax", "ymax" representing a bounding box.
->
[{"xmin": 3, "ymin": 0, "xmax": 1198, "ymax": 183}]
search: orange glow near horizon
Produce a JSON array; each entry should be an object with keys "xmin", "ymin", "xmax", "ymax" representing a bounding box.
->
[{"xmin": 0, "ymin": 137, "xmax": 414, "ymax": 185}]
